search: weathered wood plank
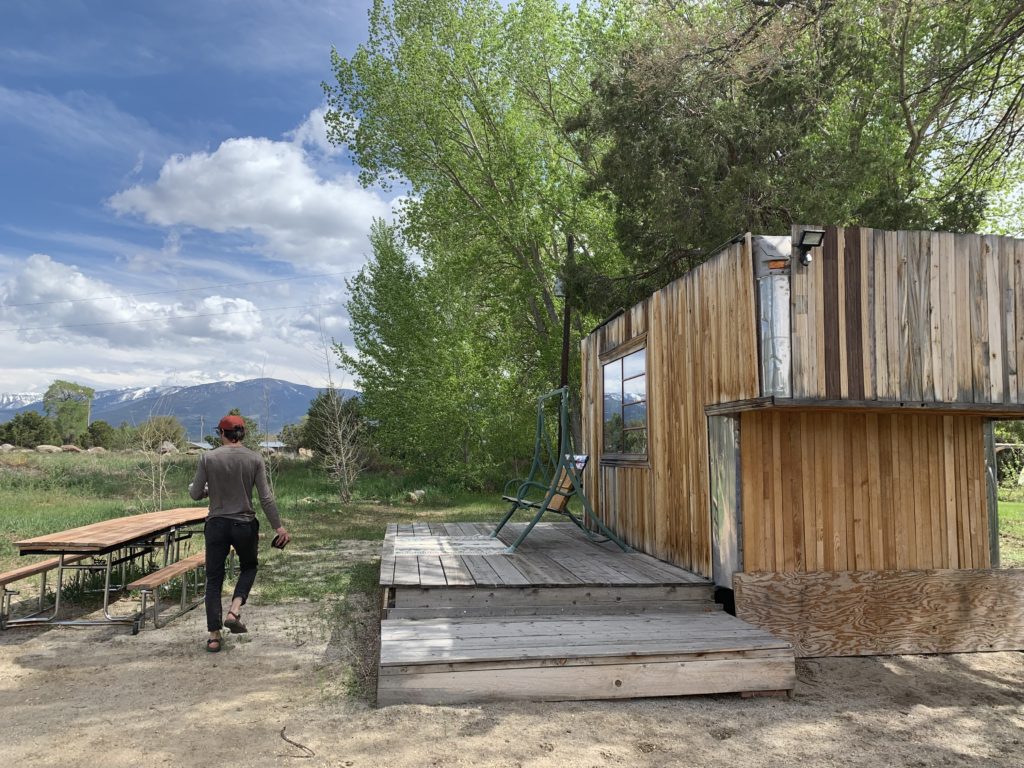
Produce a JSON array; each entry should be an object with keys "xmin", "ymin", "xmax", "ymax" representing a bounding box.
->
[
  {"xmin": 823, "ymin": 227, "xmax": 842, "ymax": 398},
  {"xmin": 735, "ymin": 569, "xmax": 1024, "ymax": 657},
  {"xmin": 377, "ymin": 657, "xmax": 796, "ymax": 705}
]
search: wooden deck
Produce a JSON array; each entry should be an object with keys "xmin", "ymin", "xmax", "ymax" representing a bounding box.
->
[{"xmin": 377, "ymin": 523, "xmax": 796, "ymax": 705}]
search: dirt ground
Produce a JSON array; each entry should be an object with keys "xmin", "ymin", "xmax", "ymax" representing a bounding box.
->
[{"xmin": 1, "ymin": 546, "xmax": 1022, "ymax": 768}]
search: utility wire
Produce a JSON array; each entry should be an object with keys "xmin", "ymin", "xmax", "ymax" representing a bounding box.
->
[
  {"xmin": 1, "ymin": 270, "xmax": 358, "ymax": 309},
  {"xmin": 0, "ymin": 301, "xmax": 347, "ymax": 334}
]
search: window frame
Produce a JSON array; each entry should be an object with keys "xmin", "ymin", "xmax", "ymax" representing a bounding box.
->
[{"xmin": 599, "ymin": 336, "xmax": 649, "ymax": 464}]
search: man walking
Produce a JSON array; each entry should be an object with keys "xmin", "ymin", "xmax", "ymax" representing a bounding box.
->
[{"xmin": 189, "ymin": 414, "xmax": 290, "ymax": 652}]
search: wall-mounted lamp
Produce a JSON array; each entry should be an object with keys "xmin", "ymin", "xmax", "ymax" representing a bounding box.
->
[{"xmin": 795, "ymin": 228, "xmax": 826, "ymax": 266}]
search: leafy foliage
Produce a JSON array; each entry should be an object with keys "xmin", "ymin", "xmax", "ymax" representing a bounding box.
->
[
  {"xmin": 324, "ymin": 0, "xmax": 642, "ymax": 484},
  {"xmin": 85, "ymin": 420, "xmax": 115, "ymax": 449},
  {"xmin": 574, "ymin": 0, "xmax": 1024, "ymax": 312},
  {"xmin": 137, "ymin": 416, "xmax": 187, "ymax": 451},
  {"xmin": 42, "ymin": 380, "xmax": 95, "ymax": 444},
  {"xmin": 338, "ymin": 222, "xmax": 538, "ymax": 488},
  {"xmin": 0, "ymin": 411, "xmax": 61, "ymax": 448}
]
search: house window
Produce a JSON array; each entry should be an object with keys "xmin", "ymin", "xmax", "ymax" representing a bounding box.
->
[{"xmin": 603, "ymin": 347, "xmax": 647, "ymax": 456}]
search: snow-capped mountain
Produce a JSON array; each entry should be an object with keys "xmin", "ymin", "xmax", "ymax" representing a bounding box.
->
[
  {"xmin": 0, "ymin": 378, "xmax": 357, "ymax": 440},
  {"xmin": 0, "ymin": 393, "xmax": 43, "ymax": 410}
]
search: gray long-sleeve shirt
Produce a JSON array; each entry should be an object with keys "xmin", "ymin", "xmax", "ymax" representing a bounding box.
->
[{"xmin": 189, "ymin": 444, "xmax": 283, "ymax": 530}]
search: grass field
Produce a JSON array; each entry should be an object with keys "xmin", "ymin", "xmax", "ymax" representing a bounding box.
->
[{"xmin": 0, "ymin": 451, "xmax": 507, "ymax": 598}]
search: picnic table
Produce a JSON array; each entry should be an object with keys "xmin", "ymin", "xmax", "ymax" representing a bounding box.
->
[{"xmin": 4, "ymin": 507, "xmax": 207, "ymax": 630}]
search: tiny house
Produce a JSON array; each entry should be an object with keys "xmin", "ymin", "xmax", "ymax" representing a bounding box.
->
[{"xmin": 580, "ymin": 226, "xmax": 1024, "ymax": 656}]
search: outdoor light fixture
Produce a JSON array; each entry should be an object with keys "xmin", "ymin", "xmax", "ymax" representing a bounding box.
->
[{"xmin": 796, "ymin": 228, "xmax": 826, "ymax": 266}]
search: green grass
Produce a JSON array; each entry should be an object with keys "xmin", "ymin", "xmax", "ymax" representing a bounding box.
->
[
  {"xmin": 997, "ymin": 501, "xmax": 1024, "ymax": 567},
  {"xmin": 0, "ymin": 451, "xmax": 507, "ymax": 575}
]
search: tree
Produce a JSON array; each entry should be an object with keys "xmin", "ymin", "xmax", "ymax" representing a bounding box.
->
[
  {"xmin": 340, "ymin": 222, "xmax": 538, "ymax": 487},
  {"xmin": 325, "ymin": 0, "xmax": 639, "ymax": 483},
  {"xmin": 575, "ymin": 0, "xmax": 1024, "ymax": 312},
  {"xmin": 279, "ymin": 422, "xmax": 305, "ymax": 450},
  {"xmin": 303, "ymin": 390, "xmax": 364, "ymax": 501},
  {"xmin": 0, "ymin": 411, "xmax": 60, "ymax": 448},
  {"xmin": 137, "ymin": 416, "xmax": 186, "ymax": 451},
  {"xmin": 85, "ymin": 420, "xmax": 115, "ymax": 449},
  {"xmin": 42, "ymin": 380, "xmax": 94, "ymax": 444}
]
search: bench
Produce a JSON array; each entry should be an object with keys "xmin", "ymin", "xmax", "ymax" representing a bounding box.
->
[
  {"xmin": 127, "ymin": 551, "xmax": 206, "ymax": 632},
  {"xmin": 1, "ymin": 554, "xmax": 90, "ymax": 628}
]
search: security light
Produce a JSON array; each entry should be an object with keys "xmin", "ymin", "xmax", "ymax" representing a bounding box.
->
[{"xmin": 796, "ymin": 228, "xmax": 826, "ymax": 266}]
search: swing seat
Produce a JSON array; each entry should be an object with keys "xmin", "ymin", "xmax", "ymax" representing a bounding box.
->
[{"xmin": 500, "ymin": 456, "xmax": 587, "ymax": 518}]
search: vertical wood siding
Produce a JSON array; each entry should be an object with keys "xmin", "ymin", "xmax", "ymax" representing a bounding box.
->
[
  {"xmin": 740, "ymin": 410, "xmax": 991, "ymax": 572},
  {"xmin": 791, "ymin": 226, "xmax": 1024, "ymax": 404},
  {"xmin": 581, "ymin": 240, "xmax": 760, "ymax": 576}
]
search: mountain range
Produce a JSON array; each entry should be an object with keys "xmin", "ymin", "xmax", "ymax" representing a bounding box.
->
[{"xmin": 0, "ymin": 378, "xmax": 357, "ymax": 441}]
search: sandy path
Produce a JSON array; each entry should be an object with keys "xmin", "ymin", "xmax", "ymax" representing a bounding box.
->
[{"xmin": 1, "ymin": 561, "xmax": 1022, "ymax": 767}]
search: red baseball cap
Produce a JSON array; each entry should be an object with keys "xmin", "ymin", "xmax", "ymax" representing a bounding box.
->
[{"xmin": 218, "ymin": 415, "xmax": 245, "ymax": 432}]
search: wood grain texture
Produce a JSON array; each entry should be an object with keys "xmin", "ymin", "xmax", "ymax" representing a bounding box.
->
[
  {"xmin": 790, "ymin": 226, "xmax": 1024, "ymax": 406},
  {"xmin": 739, "ymin": 411, "xmax": 989, "ymax": 572},
  {"xmin": 581, "ymin": 240, "xmax": 759, "ymax": 577},
  {"xmin": 734, "ymin": 569, "xmax": 1024, "ymax": 657}
]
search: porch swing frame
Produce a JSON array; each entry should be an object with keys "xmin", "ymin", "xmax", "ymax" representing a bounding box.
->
[{"xmin": 491, "ymin": 387, "xmax": 630, "ymax": 554}]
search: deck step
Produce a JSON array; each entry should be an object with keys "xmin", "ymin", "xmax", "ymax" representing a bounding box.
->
[
  {"xmin": 385, "ymin": 600, "xmax": 723, "ymax": 619},
  {"xmin": 378, "ymin": 612, "xmax": 796, "ymax": 705},
  {"xmin": 388, "ymin": 583, "xmax": 715, "ymax": 615}
]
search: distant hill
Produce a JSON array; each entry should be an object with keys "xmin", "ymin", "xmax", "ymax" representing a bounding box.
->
[{"xmin": 0, "ymin": 379, "xmax": 358, "ymax": 440}]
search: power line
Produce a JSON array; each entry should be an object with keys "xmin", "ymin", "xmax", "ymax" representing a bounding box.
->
[
  {"xmin": 0, "ymin": 301, "xmax": 348, "ymax": 334},
  {"xmin": 1, "ymin": 270, "xmax": 358, "ymax": 309}
]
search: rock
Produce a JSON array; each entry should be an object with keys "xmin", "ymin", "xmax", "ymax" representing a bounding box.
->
[
  {"xmin": 61, "ymin": 444, "xmax": 84, "ymax": 453},
  {"xmin": 86, "ymin": 446, "xmax": 108, "ymax": 454},
  {"xmin": 35, "ymin": 444, "xmax": 61, "ymax": 453},
  {"xmin": 0, "ymin": 443, "xmax": 14, "ymax": 452},
  {"xmin": 406, "ymin": 489, "xmax": 426, "ymax": 504},
  {"xmin": 158, "ymin": 441, "xmax": 179, "ymax": 454}
]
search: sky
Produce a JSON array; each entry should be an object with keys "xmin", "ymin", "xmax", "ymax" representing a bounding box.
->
[{"xmin": 0, "ymin": 0, "xmax": 394, "ymax": 395}]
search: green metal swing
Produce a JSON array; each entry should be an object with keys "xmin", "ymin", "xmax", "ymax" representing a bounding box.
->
[{"xmin": 491, "ymin": 387, "xmax": 630, "ymax": 554}]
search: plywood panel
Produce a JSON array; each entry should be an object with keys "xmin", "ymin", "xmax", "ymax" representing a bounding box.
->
[
  {"xmin": 734, "ymin": 569, "xmax": 1024, "ymax": 657},
  {"xmin": 739, "ymin": 411, "xmax": 989, "ymax": 573}
]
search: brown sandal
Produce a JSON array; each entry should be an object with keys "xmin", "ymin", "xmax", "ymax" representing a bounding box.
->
[
  {"xmin": 224, "ymin": 611, "xmax": 248, "ymax": 634},
  {"xmin": 206, "ymin": 637, "xmax": 222, "ymax": 653}
]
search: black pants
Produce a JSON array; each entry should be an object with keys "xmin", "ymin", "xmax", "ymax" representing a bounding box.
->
[{"xmin": 204, "ymin": 516, "xmax": 259, "ymax": 632}]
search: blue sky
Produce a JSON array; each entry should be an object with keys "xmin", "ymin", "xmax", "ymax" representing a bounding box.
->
[{"xmin": 0, "ymin": 0, "xmax": 394, "ymax": 394}]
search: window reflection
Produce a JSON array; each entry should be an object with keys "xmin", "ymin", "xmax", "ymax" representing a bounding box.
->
[{"xmin": 601, "ymin": 347, "xmax": 647, "ymax": 456}]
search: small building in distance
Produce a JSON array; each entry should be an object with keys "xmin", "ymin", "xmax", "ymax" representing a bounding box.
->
[{"xmin": 580, "ymin": 225, "xmax": 1024, "ymax": 656}]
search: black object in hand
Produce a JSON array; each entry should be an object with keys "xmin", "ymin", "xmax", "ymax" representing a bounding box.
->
[{"xmin": 271, "ymin": 534, "xmax": 288, "ymax": 550}]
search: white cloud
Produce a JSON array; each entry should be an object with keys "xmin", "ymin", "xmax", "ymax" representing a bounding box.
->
[
  {"xmin": 1, "ymin": 254, "xmax": 265, "ymax": 347},
  {"xmin": 109, "ymin": 137, "xmax": 392, "ymax": 269},
  {"xmin": 287, "ymin": 106, "xmax": 341, "ymax": 157},
  {"xmin": 0, "ymin": 253, "xmax": 355, "ymax": 393}
]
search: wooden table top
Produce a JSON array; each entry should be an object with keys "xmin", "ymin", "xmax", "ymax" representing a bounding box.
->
[{"xmin": 15, "ymin": 507, "xmax": 208, "ymax": 554}]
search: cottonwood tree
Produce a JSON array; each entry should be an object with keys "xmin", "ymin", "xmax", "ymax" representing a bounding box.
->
[
  {"xmin": 42, "ymin": 380, "xmax": 94, "ymax": 445},
  {"xmin": 325, "ymin": 0, "xmax": 640, "ymax": 483},
  {"xmin": 340, "ymin": 222, "xmax": 537, "ymax": 487}
]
